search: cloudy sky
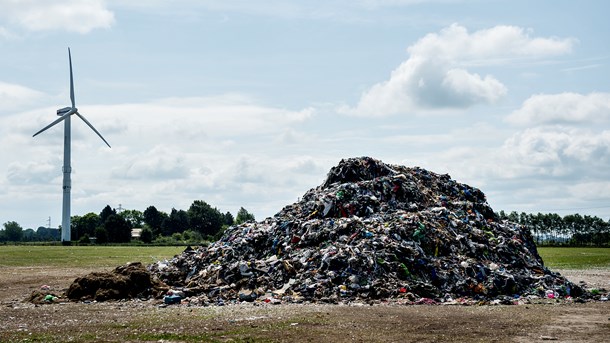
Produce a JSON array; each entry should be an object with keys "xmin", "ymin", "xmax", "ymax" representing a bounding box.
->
[{"xmin": 1, "ymin": 0, "xmax": 610, "ymax": 229}]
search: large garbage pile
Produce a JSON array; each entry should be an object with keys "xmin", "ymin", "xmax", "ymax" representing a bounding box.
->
[{"xmin": 149, "ymin": 157, "xmax": 583, "ymax": 305}]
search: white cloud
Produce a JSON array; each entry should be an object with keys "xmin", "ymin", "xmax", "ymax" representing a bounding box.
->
[
  {"xmin": 341, "ymin": 24, "xmax": 575, "ymax": 117},
  {"xmin": 500, "ymin": 92, "xmax": 610, "ymax": 180},
  {"xmin": 491, "ymin": 126, "xmax": 610, "ymax": 215},
  {"xmin": 111, "ymin": 145, "xmax": 189, "ymax": 180},
  {"xmin": 410, "ymin": 125, "xmax": 610, "ymax": 216},
  {"xmin": 442, "ymin": 68, "xmax": 507, "ymax": 104},
  {"xmin": 0, "ymin": 82, "xmax": 49, "ymax": 111},
  {"xmin": 399, "ymin": 90, "xmax": 610, "ymax": 215},
  {"xmin": 408, "ymin": 24, "xmax": 574, "ymax": 62},
  {"xmin": 1, "ymin": 94, "xmax": 325, "ymax": 228},
  {"xmin": 0, "ymin": 0, "xmax": 114, "ymax": 34},
  {"xmin": 506, "ymin": 92, "xmax": 610, "ymax": 126},
  {"xmin": 6, "ymin": 160, "xmax": 58, "ymax": 184},
  {"xmin": 567, "ymin": 182, "xmax": 610, "ymax": 202},
  {"xmin": 496, "ymin": 126, "xmax": 610, "ymax": 180},
  {"xmin": 501, "ymin": 128, "xmax": 572, "ymax": 174}
]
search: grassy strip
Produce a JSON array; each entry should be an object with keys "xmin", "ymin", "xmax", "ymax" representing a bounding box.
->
[
  {"xmin": 538, "ymin": 247, "xmax": 610, "ymax": 269},
  {"xmin": 0, "ymin": 245, "xmax": 186, "ymax": 268}
]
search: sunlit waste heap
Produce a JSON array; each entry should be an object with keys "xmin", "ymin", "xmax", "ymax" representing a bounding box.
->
[{"xmin": 147, "ymin": 157, "xmax": 585, "ymax": 303}]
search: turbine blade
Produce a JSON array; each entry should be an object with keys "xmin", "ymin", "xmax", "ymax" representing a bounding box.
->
[
  {"xmin": 75, "ymin": 112, "xmax": 111, "ymax": 148},
  {"xmin": 68, "ymin": 48, "xmax": 75, "ymax": 108},
  {"xmin": 32, "ymin": 110, "xmax": 75, "ymax": 137}
]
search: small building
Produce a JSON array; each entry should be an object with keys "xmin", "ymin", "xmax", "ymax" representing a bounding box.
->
[{"xmin": 131, "ymin": 228, "xmax": 142, "ymax": 240}]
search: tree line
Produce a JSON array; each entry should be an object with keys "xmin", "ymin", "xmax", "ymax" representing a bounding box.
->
[
  {"xmin": 497, "ymin": 211, "xmax": 610, "ymax": 247},
  {"xmin": 0, "ymin": 200, "xmax": 256, "ymax": 244}
]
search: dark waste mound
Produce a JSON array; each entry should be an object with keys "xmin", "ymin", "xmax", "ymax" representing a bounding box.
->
[
  {"xmin": 151, "ymin": 157, "xmax": 583, "ymax": 305},
  {"xmin": 65, "ymin": 262, "xmax": 167, "ymax": 301}
]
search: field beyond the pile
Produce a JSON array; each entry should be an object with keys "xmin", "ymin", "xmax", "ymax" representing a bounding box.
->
[{"xmin": 0, "ymin": 245, "xmax": 608, "ymax": 342}]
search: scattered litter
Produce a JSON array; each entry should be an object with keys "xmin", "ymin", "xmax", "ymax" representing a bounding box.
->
[{"xmin": 164, "ymin": 294, "xmax": 182, "ymax": 305}]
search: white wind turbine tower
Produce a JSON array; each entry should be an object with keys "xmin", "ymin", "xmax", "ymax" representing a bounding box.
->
[{"xmin": 33, "ymin": 48, "xmax": 111, "ymax": 244}]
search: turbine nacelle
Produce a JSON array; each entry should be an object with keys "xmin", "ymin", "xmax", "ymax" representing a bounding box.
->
[{"xmin": 57, "ymin": 106, "xmax": 75, "ymax": 116}]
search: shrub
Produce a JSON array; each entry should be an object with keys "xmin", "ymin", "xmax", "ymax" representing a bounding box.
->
[
  {"xmin": 79, "ymin": 234, "xmax": 91, "ymax": 244},
  {"xmin": 95, "ymin": 227, "xmax": 108, "ymax": 244},
  {"xmin": 140, "ymin": 227, "xmax": 153, "ymax": 244}
]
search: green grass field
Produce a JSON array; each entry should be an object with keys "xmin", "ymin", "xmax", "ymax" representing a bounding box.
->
[
  {"xmin": 538, "ymin": 247, "xmax": 610, "ymax": 269},
  {"xmin": 0, "ymin": 245, "xmax": 186, "ymax": 268}
]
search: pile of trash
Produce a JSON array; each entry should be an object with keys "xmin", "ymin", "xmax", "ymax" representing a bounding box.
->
[{"xmin": 148, "ymin": 157, "xmax": 584, "ymax": 305}]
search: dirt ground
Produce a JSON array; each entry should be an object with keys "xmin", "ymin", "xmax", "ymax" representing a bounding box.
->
[{"xmin": 0, "ymin": 266, "xmax": 608, "ymax": 342}]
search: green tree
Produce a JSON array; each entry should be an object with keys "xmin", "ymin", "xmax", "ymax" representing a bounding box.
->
[
  {"xmin": 36, "ymin": 226, "xmax": 60, "ymax": 241},
  {"xmin": 120, "ymin": 209, "xmax": 144, "ymax": 228},
  {"xmin": 235, "ymin": 207, "xmax": 256, "ymax": 224},
  {"xmin": 507, "ymin": 211, "xmax": 519, "ymax": 223},
  {"xmin": 182, "ymin": 229, "xmax": 203, "ymax": 242},
  {"xmin": 140, "ymin": 227, "xmax": 153, "ymax": 243},
  {"xmin": 100, "ymin": 205, "xmax": 117, "ymax": 224},
  {"xmin": 104, "ymin": 214, "xmax": 132, "ymax": 243},
  {"xmin": 71, "ymin": 215, "xmax": 82, "ymax": 240},
  {"xmin": 223, "ymin": 211, "xmax": 235, "ymax": 226},
  {"xmin": 143, "ymin": 206, "xmax": 168, "ymax": 236},
  {"xmin": 95, "ymin": 227, "xmax": 108, "ymax": 244},
  {"xmin": 22, "ymin": 228, "xmax": 37, "ymax": 241},
  {"xmin": 79, "ymin": 234, "xmax": 91, "ymax": 244},
  {"xmin": 161, "ymin": 208, "xmax": 190, "ymax": 236},
  {"xmin": 3, "ymin": 221, "xmax": 23, "ymax": 242},
  {"xmin": 187, "ymin": 200, "xmax": 223, "ymax": 237},
  {"xmin": 71, "ymin": 212, "xmax": 101, "ymax": 241}
]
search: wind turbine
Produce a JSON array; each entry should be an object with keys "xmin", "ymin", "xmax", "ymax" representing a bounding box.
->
[{"xmin": 33, "ymin": 48, "xmax": 111, "ymax": 244}]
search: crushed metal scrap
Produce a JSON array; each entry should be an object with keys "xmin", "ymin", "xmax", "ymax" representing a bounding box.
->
[{"xmin": 144, "ymin": 157, "xmax": 589, "ymax": 305}]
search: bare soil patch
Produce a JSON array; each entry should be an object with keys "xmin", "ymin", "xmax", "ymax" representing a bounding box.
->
[
  {"xmin": 0, "ymin": 266, "xmax": 608, "ymax": 342},
  {"xmin": 555, "ymin": 269, "xmax": 610, "ymax": 290}
]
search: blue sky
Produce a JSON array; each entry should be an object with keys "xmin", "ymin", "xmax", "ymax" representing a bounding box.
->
[{"xmin": 1, "ymin": 0, "xmax": 610, "ymax": 229}]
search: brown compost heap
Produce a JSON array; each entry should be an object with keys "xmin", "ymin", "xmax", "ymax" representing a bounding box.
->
[{"xmin": 144, "ymin": 157, "xmax": 583, "ymax": 305}]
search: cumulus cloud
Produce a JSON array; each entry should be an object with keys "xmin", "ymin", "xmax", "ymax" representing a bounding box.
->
[
  {"xmin": 0, "ymin": 0, "xmax": 114, "ymax": 34},
  {"xmin": 500, "ymin": 127, "xmax": 610, "ymax": 179},
  {"xmin": 506, "ymin": 92, "xmax": 610, "ymax": 126},
  {"xmin": 6, "ymin": 160, "xmax": 58, "ymax": 184},
  {"xmin": 408, "ymin": 24, "xmax": 574, "ymax": 62},
  {"xmin": 499, "ymin": 91, "xmax": 610, "ymax": 181},
  {"xmin": 1, "ymin": 93, "xmax": 325, "ymax": 227},
  {"xmin": 341, "ymin": 24, "xmax": 575, "ymax": 117},
  {"xmin": 111, "ymin": 145, "xmax": 189, "ymax": 180},
  {"xmin": 0, "ymin": 82, "xmax": 49, "ymax": 111}
]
